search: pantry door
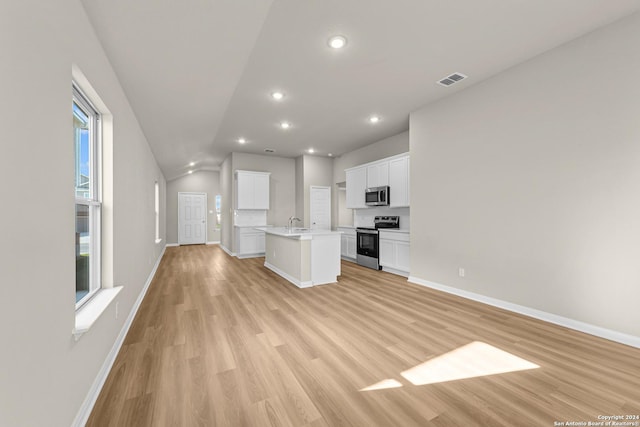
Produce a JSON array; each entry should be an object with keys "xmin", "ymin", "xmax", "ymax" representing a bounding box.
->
[{"xmin": 310, "ymin": 186, "xmax": 331, "ymax": 230}]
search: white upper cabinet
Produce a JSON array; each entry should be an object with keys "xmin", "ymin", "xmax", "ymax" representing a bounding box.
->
[
  {"xmin": 345, "ymin": 152, "xmax": 409, "ymax": 209},
  {"xmin": 235, "ymin": 170, "xmax": 270, "ymax": 210},
  {"xmin": 366, "ymin": 162, "xmax": 389, "ymax": 188},
  {"xmin": 389, "ymin": 155, "xmax": 409, "ymax": 208},
  {"xmin": 345, "ymin": 167, "xmax": 367, "ymax": 209}
]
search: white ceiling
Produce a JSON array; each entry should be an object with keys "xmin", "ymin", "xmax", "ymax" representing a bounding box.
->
[{"xmin": 81, "ymin": 0, "xmax": 640, "ymax": 180}]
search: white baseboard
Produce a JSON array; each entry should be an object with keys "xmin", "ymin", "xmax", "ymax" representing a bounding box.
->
[
  {"xmin": 220, "ymin": 244, "xmax": 235, "ymax": 257},
  {"xmin": 72, "ymin": 246, "xmax": 167, "ymax": 427},
  {"xmin": 264, "ymin": 262, "xmax": 313, "ymax": 288},
  {"xmin": 206, "ymin": 241, "xmax": 220, "ymax": 245},
  {"xmin": 341, "ymin": 256, "xmax": 357, "ymax": 263},
  {"xmin": 237, "ymin": 252, "xmax": 265, "ymax": 259},
  {"xmin": 165, "ymin": 243, "xmax": 179, "ymax": 247},
  {"xmin": 407, "ymin": 276, "xmax": 640, "ymax": 349},
  {"xmin": 381, "ymin": 266, "xmax": 409, "ymax": 277}
]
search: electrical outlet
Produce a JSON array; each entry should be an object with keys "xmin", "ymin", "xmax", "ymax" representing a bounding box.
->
[
  {"xmin": 459, "ymin": 268, "xmax": 465, "ymax": 278},
  {"xmin": 115, "ymin": 302, "xmax": 119, "ymax": 319}
]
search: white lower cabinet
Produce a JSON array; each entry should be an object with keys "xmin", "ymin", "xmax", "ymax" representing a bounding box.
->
[
  {"xmin": 338, "ymin": 228, "xmax": 357, "ymax": 260},
  {"xmin": 379, "ymin": 231, "xmax": 410, "ymax": 275},
  {"xmin": 236, "ymin": 227, "xmax": 265, "ymax": 258}
]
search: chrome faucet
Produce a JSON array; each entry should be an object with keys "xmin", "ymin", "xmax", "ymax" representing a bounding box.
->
[{"xmin": 288, "ymin": 216, "xmax": 301, "ymax": 230}]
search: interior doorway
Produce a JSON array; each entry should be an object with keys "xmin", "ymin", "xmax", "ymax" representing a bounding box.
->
[
  {"xmin": 178, "ymin": 192, "xmax": 207, "ymax": 245},
  {"xmin": 310, "ymin": 186, "xmax": 331, "ymax": 230}
]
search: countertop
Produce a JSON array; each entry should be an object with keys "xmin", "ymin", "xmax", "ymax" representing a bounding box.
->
[
  {"xmin": 378, "ymin": 229, "xmax": 410, "ymax": 234},
  {"xmin": 255, "ymin": 226, "xmax": 342, "ymax": 240}
]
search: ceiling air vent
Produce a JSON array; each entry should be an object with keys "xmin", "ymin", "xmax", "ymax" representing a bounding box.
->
[
  {"xmin": 264, "ymin": 148, "xmax": 275, "ymax": 153},
  {"xmin": 437, "ymin": 72, "xmax": 468, "ymax": 87}
]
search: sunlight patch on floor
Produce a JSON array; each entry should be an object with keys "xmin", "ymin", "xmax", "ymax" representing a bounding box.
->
[
  {"xmin": 360, "ymin": 378, "xmax": 403, "ymax": 391},
  {"xmin": 360, "ymin": 341, "xmax": 539, "ymax": 391},
  {"xmin": 401, "ymin": 341, "xmax": 539, "ymax": 386}
]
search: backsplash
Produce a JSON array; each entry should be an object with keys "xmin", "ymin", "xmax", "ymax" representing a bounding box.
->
[
  {"xmin": 234, "ymin": 210, "xmax": 267, "ymax": 226},
  {"xmin": 354, "ymin": 207, "xmax": 410, "ymax": 230}
]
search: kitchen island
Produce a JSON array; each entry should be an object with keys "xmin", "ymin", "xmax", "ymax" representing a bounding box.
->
[{"xmin": 254, "ymin": 227, "xmax": 342, "ymax": 288}]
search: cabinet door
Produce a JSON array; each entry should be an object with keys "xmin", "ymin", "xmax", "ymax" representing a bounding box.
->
[
  {"xmin": 256, "ymin": 232, "xmax": 265, "ymax": 253},
  {"xmin": 395, "ymin": 241, "xmax": 410, "ymax": 272},
  {"xmin": 389, "ymin": 156, "xmax": 409, "ymax": 207},
  {"xmin": 379, "ymin": 239, "xmax": 395, "ymax": 267},
  {"xmin": 239, "ymin": 233, "xmax": 253, "ymax": 254},
  {"xmin": 253, "ymin": 174, "xmax": 270, "ymax": 209},
  {"xmin": 346, "ymin": 167, "xmax": 367, "ymax": 209},
  {"xmin": 347, "ymin": 236, "xmax": 356, "ymax": 258},
  {"xmin": 340, "ymin": 235, "xmax": 348, "ymax": 257},
  {"xmin": 236, "ymin": 173, "xmax": 254, "ymax": 209},
  {"xmin": 367, "ymin": 162, "xmax": 389, "ymax": 188}
]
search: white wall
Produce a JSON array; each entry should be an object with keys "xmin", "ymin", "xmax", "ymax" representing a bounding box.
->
[
  {"xmin": 295, "ymin": 156, "xmax": 305, "ymax": 221},
  {"xmin": 166, "ymin": 171, "xmax": 221, "ymax": 244},
  {"xmin": 220, "ymin": 156, "xmax": 233, "ymax": 252},
  {"xmin": 298, "ymin": 155, "xmax": 334, "ymax": 228},
  {"xmin": 332, "ymin": 131, "xmax": 409, "ymax": 185},
  {"xmin": 410, "ymin": 12, "xmax": 640, "ymax": 339},
  {"xmin": 0, "ymin": 1, "xmax": 166, "ymax": 426},
  {"xmin": 336, "ymin": 187, "xmax": 353, "ymax": 227}
]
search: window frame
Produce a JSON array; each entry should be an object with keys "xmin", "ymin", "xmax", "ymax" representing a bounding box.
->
[{"xmin": 73, "ymin": 83, "xmax": 102, "ymax": 309}]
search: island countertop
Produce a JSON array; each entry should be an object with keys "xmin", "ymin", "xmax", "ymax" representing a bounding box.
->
[{"xmin": 254, "ymin": 226, "xmax": 342, "ymax": 240}]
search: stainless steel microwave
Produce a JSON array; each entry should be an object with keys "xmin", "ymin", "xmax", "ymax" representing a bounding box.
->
[{"xmin": 365, "ymin": 186, "xmax": 390, "ymax": 206}]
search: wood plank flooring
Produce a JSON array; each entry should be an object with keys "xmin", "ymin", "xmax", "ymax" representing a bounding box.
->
[{"xmin": 87, "ymin": 245, "xmax": 640, "ymax": 426}]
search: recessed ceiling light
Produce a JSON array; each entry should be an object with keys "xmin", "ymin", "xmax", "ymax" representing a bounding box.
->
[
  {"xmin": 189, "ymin": 162, "xmax": 195, "ymax": 166},
  {"xmin": 280, "ymin": 121, "xmax": 291, "ymax": 129},
  {"xmin": 369, "ymin": 115, "xmax": 381, "ymax": 124},
  {"xmin": 271, "ymin": 91, "xmax": 285, "ymax": 100},
  {"xmin": 308, "ymin": 148, "xmax": 315, "ymax": 154},
  {"xmin": 188, "ymin": 170, "xmax": 193, "ymax": 174},
  {"xmin": 328, "ymin": 153, "xmax": 333, "ymax": 157},
  {"xmin": 238, "ymin": 138, "xmax": 246, "ymax": 144},
  {"xmin": 328, "ymin": 35, "xmax": 347, "ymax": 49}
]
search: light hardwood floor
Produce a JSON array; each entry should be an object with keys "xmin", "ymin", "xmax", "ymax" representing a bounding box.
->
[{"xmin": 87, "ymin": 245, "xmax": 640, "ymax": 426}]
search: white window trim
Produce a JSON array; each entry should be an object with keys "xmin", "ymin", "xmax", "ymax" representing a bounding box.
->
[
  {"xmin": 73, "ymin": 83, "xmax": 102, "ymax": 310},
  {"xmin": 73, "ymin": 286, "xmax": 123, "ymax": 340},
  {"xmin": 154, "ymin": 181, "xmax": 161, "ymax": 243}
]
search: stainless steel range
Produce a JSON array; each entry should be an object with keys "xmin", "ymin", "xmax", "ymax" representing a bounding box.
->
[{"xmin": 356, "ymin": 216, "xmax": 399, "ymax": 270}]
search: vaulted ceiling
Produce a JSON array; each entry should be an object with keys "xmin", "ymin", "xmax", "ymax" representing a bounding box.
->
[{"xmin": 81, "ymin": 0, "xmax": 640, "ymax": 180}]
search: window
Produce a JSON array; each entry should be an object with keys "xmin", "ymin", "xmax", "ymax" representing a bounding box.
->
[
  {"xmin": 215, "ymin": 194, "xmax": 221, "ymax": 228},
  {"xmin": 155, "ymin": 181, "xmax": 161, "ymax": 242},
  {"xmin": 74, "ymin": 84, "xmax": 101, "ymax": 308}
]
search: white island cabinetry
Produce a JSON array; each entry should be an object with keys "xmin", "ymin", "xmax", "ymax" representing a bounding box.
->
[{"xmin": 257, "ymin": 227, "xmax": 342, "ymax": 288}]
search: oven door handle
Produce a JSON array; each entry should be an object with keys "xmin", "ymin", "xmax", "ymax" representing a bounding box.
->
[{"xmin": 357, "ymin": 229, "xmax": 378, "ymax": 235}]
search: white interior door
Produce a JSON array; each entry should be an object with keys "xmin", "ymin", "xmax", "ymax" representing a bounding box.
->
[
  {"xmin": 310, "ymin": 186, "xmax": 331, "ymax": 230},
  {"xmin": 178, "ymin": 192, "xmax": 207, "ymax": 245}
]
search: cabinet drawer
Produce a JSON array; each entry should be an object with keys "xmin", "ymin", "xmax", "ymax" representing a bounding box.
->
[{"xmin": 378, "ymin": 231, "xmax": 409, "ymax": 243}]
